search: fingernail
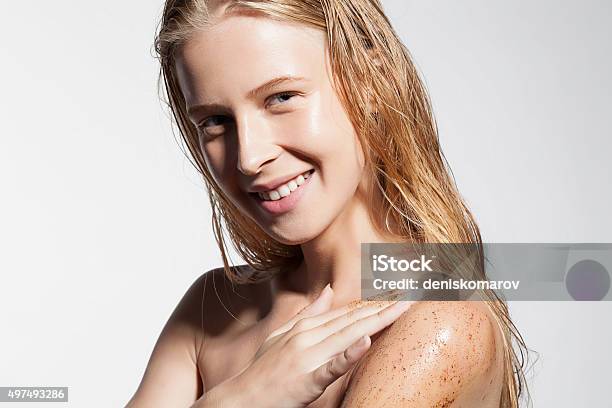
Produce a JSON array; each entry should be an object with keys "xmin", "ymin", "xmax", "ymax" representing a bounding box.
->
[
  {"xmin": 359, "ymin": 335, "xmax": 369, "ymax": 346},
  {"xmin": 309, "ymin": 283, "xmax": 331, "ymax": 306}
]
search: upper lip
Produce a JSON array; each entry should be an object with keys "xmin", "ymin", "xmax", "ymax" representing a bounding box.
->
[{"xmin": 248, "ymin": 169, "xmax": 312, "ymax": 193}]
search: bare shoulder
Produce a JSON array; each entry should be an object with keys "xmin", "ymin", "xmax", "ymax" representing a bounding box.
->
[
  {"xmin": 125, "ymin": 271, "xmax": 211, "ymax": 407},
  {"xmin": 126, "ymin": 266, "xmax": 265, "ymax": 407},
  {"xmin": 342, "ymin": 300, "xmax": 504, "ymax": 407},
  {"xmin": 196, "ymin": 265, "xmax": 273, "ymax": 341}
]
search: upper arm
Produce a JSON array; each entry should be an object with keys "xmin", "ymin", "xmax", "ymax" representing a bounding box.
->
[
  {"xmin": 341, "ymin": 301, "xmax": 501, "ymax": 407},
  {"xmin": 126, "ymin": 274, "xmax": 206, "ymax": 407}
]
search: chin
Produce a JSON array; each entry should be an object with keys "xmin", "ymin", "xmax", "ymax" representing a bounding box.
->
[{"xmin": 264, "ymin": 222, "xmax": 324, "ymax": 246}]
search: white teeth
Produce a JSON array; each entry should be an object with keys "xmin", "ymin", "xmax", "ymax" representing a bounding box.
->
[
  {"xmin": 278, "ymin": 185, "xmax": 291, "ymax": 197},
  {"xmin": 258, "ymin": 170, "xmax": 312, "ymax": 201}
]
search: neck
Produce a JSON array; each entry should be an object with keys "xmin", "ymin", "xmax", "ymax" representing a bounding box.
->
[{"xmin": 276, "ymin": 185, "xmax": 399, "ymax": 306}]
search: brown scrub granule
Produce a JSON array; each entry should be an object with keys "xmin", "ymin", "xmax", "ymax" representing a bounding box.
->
[
  {"xmin": 345, "ymin": 298, "xmax": 396, "ymax": 318},
  {"xmin": 434, "ymin": 396, "xmax": 456, "ymax": 408},
  {"xmin": 365, "ymin": 288, "xmax": 408, "ymax": 302}
]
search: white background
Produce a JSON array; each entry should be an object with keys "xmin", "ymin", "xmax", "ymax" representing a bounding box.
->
[{"xmin": 0, "ymin": 1, "xmax": 610, "ymax": 406}]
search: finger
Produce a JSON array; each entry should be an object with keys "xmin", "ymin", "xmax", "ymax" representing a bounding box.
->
[
  {"xmin": 268, "ymin": 290, "xmax": 406, "ymax": 344},
  {"xmin": 285, "ymin": 300, "xmax": 400, "ymax": 349},
  {"xmin": 282, "ymin": 298, "xmax": 400, "ymax": 340},
  {"xmin": 310, "ymin": 300, "xmax": 413, "ymax": 361},
  {"xmin": 259, "ymin": 285, "xmax": 334, "ymax": 356},
  {"xmin": 272, "ymin": 300, "xmax": 401, "ymax": 356},
  {"xmin": 262, "ymin": 297, "xmax": 405, "ymax": 358},
  {"xmin": 277, "ymin": 288, "xmax": 405, "ymax": 341},
  {"xmin": 266, "ymin": 283, "xmax": 334, "ymax": 340},
  {"xmin": 298, "ymin": 283, "xmax": 334, "ymax": 318},
  {"xmin": 309, "ymin": 335, "xmax": 371, "ymax": 390}
]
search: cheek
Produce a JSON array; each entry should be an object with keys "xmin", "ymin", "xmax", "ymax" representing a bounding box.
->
[
  {"xmin": 201, "ymin": 142, "xmax": 224, "ymax": 180},
  {"xmin": 305, "ymin": 93, "xmax": 364, "ymax": 181},
  {"xmin": 289, "ymin": 91, "xmax": 362, "ymax": 170},
  {"xmin": 201, "ymin": 139, "xmax": 239, "ymax": 193}
]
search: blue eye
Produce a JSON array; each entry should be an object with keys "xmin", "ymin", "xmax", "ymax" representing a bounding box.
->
[
  {"xmin": 268, "ymin": 92, "xmax": 298, "ymax": 106},
  {"xmin": 196, "ymin": 91, "xmax": 300, "ymax": 139}
]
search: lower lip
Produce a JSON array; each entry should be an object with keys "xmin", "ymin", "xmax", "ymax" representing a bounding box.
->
[{"xmin": 253, "ymin": 170, "xmax": 315, "ymax": 215}]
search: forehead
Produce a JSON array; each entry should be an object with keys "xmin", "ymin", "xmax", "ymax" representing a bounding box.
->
[{"xmin": 174, "ymin": 14, "xmax": 328, "ymax": 105}]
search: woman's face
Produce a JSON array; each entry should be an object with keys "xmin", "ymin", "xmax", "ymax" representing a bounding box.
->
[{"xmin": 174, "ymin": 13, "xmax": 366, "ymax": 244}]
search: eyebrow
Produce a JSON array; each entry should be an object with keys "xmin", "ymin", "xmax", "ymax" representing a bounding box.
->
[
  {"xmin": 246, "ymin": 75, "xmax": 307, "ymax": 99},
  {"xmin": 187, "ymin": 75, "xmax": 308, "ymax": 117}
]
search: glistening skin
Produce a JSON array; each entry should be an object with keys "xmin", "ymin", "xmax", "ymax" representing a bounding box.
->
[
  {"xmin": 175, "ymin": 19, "xmax": 374, "ymax": 246},
  {"xmin": 127, "ymin": 4, "xmax": 514, "ymax": 407}
]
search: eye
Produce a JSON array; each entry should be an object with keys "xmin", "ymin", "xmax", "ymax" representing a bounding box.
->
[
  {"xmin": 267, "ymin": 91, "xmax": 299, "ymax": 107},
  {"xmin": 197, "ymin": 116, "xmax": 229, "ymax": 139}
]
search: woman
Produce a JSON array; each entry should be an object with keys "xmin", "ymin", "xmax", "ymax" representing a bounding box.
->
[{"xmin": 127, "ymin": 0, "xmax": 529, "ymax": 406}]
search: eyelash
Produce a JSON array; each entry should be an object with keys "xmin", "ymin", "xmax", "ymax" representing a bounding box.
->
[
  {"xmin": 269, "ymin": 91, "xmax": 298, "ymax": 105},
  {"xmin": 197, "ymin": 91, "xmax": 300, "ymax": 130}
]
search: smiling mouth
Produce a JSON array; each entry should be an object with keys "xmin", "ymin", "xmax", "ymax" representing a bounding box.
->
[{"xmin": 249, "ymin": 169, "xmax": 315, "ymax": 202}]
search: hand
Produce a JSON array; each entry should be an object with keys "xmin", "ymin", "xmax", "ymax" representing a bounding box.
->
[{"xmin": 224, "ymin": 284, "xmax": 414, "ymax": 408}]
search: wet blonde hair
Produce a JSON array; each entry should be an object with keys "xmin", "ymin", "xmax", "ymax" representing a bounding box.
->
[{"xmin": 154, "ymin": 0, "xmax": 531, "ymax": 406}]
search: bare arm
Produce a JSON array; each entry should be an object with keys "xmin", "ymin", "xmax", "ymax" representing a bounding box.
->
[
  {"xmin": 340, "ymin": 301, "xmax": 502, "ymax": 407},
  {"xmin": 125, "ymin": 274, "xmax": 206, "ymax": 407}
]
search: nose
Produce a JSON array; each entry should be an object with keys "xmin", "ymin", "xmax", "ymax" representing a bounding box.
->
[{"xmin": 235, "ymin": 112, "xmax": 280, "ymax": 176}]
